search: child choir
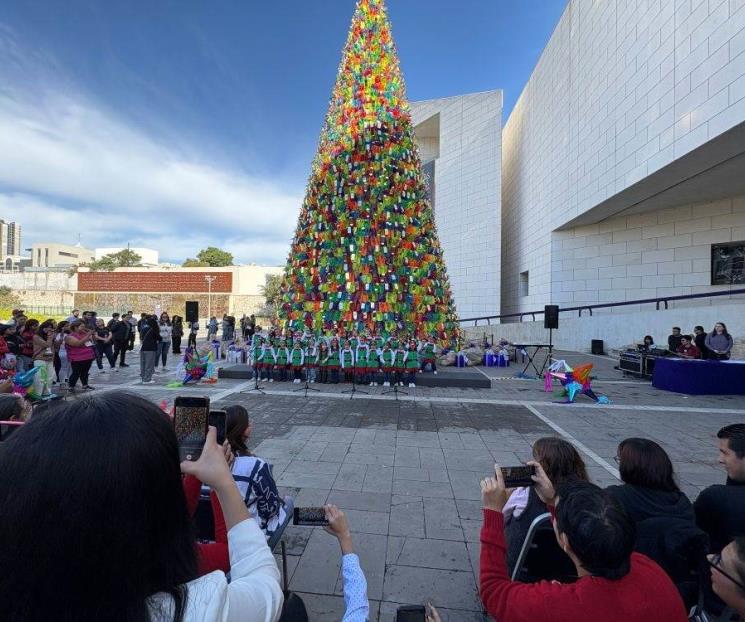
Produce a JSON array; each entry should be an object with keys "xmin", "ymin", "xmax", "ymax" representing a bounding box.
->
[{"xmin": 250, "ymin": 329, "xmax": 438, "ymax": 388}]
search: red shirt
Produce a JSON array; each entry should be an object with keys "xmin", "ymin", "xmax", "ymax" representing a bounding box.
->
[
  {"xmin": 676, "ymin": 343, "xmax": 701, "ymax": 358},
  {"xmin": 479, "ymin": 509, "xmax": 687, "ymax": 622},
  {"xmin": 182, "ymin": 475, "xmax": 229, "ymax": 575}
]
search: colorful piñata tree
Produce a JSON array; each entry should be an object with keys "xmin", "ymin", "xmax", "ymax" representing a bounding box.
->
[{"xmin": 278, "ymin": 0, "xmax": 460, "ymax": 345}]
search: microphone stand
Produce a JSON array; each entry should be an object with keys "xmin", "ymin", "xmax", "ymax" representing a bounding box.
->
[
  {"xmin": 293, "ymin": 361, "xmax": 320, "ymax": 396},
  {"xmin": 342, "ymin": 356, "xmax": 368, "ymax": 400}
]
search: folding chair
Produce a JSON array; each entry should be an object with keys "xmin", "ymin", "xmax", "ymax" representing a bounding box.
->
[{"xmin": 511, "ymin": 512, "xmax": 577, "ymax": 583}]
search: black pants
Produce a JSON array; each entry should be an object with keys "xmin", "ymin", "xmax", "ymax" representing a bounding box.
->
[
  {"xmin": 172, "ymin": 334, "xmax": 182, "ymax": 354},
  {"xmin": 188, "ymin": 333, "xmax": 197, "ymax": 348},
  {"xmin": 127, "ymin": 333, "xmax": 135, "ymax": 351},
  {"xmin": 54, "ymin": 353, "xmax": 62, "ymax": 380},
  {"xmin": 113, "ymin": 340, "xmax": 128, "ymax": 366},
  {"xmin": 69, "ymin": 359, "xmax": 93, "ymax": 388},
  {"xmin": 96, "ymin": 342, "xmax": 116, "ymax": 369}
]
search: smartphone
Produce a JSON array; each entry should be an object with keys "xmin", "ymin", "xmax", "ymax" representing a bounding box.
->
[
  {"xmin": 395, "ymin": 605, "xmax": 426, "ymax": 622},
  {"xmin": 292, "ymin": 507, "xmax": 329, "ymax": 526},
  {"xmin": 500, "ymin": 465, "xmax": 537, "ymax": 487},
  {"xmin": 208, "ymin": 410, "xmax": 227, "ymax": 445},
  {"xmin": 173, "ymin": 396, "xmax": 210, "ymax": 461},
  {"xmin": 0, "ymin": 421, "xmax": 24, "ymax": 442}
]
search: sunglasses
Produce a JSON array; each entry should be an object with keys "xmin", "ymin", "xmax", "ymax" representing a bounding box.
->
[{"xmin": 708, "ymin": 553, "xmax": 745, "ymax": 592}]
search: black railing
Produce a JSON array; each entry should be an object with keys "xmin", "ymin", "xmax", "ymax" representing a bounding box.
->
[{"xmin": 460, "ymin": 287, "xmax": 745, "ymax": 326}]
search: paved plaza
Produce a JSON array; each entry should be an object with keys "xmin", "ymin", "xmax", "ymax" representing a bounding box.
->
[{"xmin": 67, "ymin": 349, "xmax": 745, "ymax": 621}]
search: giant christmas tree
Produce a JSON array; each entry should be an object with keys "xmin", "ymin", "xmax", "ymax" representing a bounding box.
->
[{"xmin": 278, "ymin": 0, "xmax": 460, "ymax": 345}]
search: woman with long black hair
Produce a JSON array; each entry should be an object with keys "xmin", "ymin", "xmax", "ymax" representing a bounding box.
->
[{"xmin": 0, "ymin": 391, "xmax": 283, "ymax": 621}]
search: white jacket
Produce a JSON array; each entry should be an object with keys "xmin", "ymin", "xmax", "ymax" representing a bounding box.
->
[
  {"xmin": 159, "ymin": 323, "xmax": 173, "ymax": 342},
  {"xmin": 148, "ymin": 518, "xmax": 283, "ymax": 622}
]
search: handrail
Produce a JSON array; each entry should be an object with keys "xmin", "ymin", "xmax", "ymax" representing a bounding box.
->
[{"xmin": 460, "ymin": 287, "xmax": 745, "ymax": 325}]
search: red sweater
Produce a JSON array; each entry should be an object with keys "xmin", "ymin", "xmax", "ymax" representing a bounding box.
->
[
  {"xmin": 480, "ymin": 509, "xmax": 687, "ymax": 622},
  {"xmin": 182, "ymin": 475, "xmax": 229, "ymax": 575}
]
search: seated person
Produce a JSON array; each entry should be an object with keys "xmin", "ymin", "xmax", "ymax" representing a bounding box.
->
[
  {"xmin": 503, "ymin": 437, "xmax": 588, "ymax": 575},
  {"xmin": 323, "ymin": 504, "xmax": 370, "ymax": 621},
  {"xmin": 695, "ymin": 424, "xmax": 745, "ymax": 554},
  {"xmin": 675, "ymin": 334, "xmax": 700, "ymax": 358},
  {"xmin": 0, "ymin": 392, "xmax": 283, "ymax": 620},
  {"xmin": 638, "ymin": 335, "xmax": 654, "ymax": 352},
  {"xmin": 705, "ymin": 322, "xmax": 734, "ymax": 361},
  {"xmin": 226, "ymin": 405, "xmax": 289, "ymax": 539},
  {"xmin": 667, "ymin": 327, "xmax": 683, "ymax": 353},
  {"xmin": 479, "ymin": 464, "xmax": 688, "ymax": 621},
  {"xmin": 607, "ymin": 438, "xmax": 705, "ymax": 605},
  {"xmin": 708, "ymin": 538, "xmax": 745, "ymax": 619}
]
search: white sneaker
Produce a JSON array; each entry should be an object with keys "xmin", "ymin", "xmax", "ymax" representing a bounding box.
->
[
  {"xmin": 399, "ymin": 382, "xmax": 404, "ymax": 387},
  {"xmin": 269, "ymin": 378, "xmax": 274, "ymax": 382},
  {"xmin": 141, "ymin": 380, "xmax": 156, "ymax": 385},
  {"xmin": 293, "ymin": 378, "xmax": 300, "ymax": 384},
  {"xmin": 409, "ymin": 382, "xmax": 415, "ymax": 388},
  {"xmin": 433, "ymin": 371, "xmax": 438, "ymax": 375},
  {"xmin": 383, "ymin": 381, "xmax": 390, "ymax": 387},
  {"xmin": 162, "ymin": 366, "xmax": 167, "ymax": 371}
]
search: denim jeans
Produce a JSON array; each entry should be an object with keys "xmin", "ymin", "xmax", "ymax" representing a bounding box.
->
[{"xmin": 158, "ymin": 341, "xmax": 171, "ymax": 367}]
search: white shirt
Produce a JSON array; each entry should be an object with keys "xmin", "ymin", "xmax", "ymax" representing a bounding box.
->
[{"xmin": 148, "ymin": 518, "xmax": 283, "ymax": 622}]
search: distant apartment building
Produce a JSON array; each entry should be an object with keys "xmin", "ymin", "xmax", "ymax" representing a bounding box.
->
[{"xmin": 0, "ymin": 219, "xmax": 22, "ymax": 257}]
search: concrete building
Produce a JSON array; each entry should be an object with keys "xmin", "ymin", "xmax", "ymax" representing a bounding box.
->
[
  {"xmin": 95, "ymin": 247, "xmax": 159, "ymax": 267},
  {"xmin": 411, "ymin": 90, "xmax": 502, "ymax": 319},
  {"xmin": 0, "ymin": 219, "xmax": 22, "ymax": 259},
  {"xmin": 496, "ymin": 0, "xmax": 745, "ymax": 351},
  {"xmin": 30, "ymin": 243, "xmax": 95, "ymax": 268}
]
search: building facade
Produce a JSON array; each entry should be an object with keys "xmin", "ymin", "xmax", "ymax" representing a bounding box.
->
[
  {"xmin": 498, "ymin": 0, "xmax": 745, "ymax": 350},
  {"xmin": 411, "ymin": 90, "xmax": 502, "ymax": 320},
  {"xmin": 0, "ymin": 219, "xmax": 22, "ymax": 267},
  {"xmin": 30, "ymin": 243, "xmax": 95, "ymax": 268}
]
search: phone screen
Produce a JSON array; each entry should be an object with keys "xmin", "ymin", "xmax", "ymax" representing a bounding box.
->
[
  {"xmin": 0, "ymin": 421, "xmax": 24, "ymax": 442},
  {"xmin": 395, "ymin": 605, "xmax": 426, "ymax": 622},
  {"xmin": 500, "ymin": 465, "xmax": 536, "ymax": 487},
  {"xmin": 174, "ymin": 396, "xmax": 210, "ymax": 461},
  {"xmin": 293, "ymin": 507, "xmax": 329, "ymax": 526},
  {"xmin": 208, "ymin": 410, "xmax": 227, "ymax": 445}
]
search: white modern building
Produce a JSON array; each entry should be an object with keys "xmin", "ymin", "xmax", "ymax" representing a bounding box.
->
[
  {"xmin": 494, "ymin": 0, "xmax": 745, "ymax": 351},
  {"xmin": 411, "ymin": 90, "xmax": 502, "ymax": 320},
  {"xmin": 30, "ymin": 242, "xmax": 95, "ymax": 268},
  {"xmin": 0, "ymin": 219, "xmax": 22, "ymax": 259},
  {"xmin": 95, "ymin": 247, "xmax": 159, "ymax": 267}
]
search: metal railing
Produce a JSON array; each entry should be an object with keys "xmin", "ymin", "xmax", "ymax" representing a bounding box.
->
[{"xmin": 459, "ymin": 287, "xmax": 745, "ymax": 326}]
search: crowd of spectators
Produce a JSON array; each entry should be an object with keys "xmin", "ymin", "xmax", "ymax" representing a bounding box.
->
[{"xmin": 1, "ymin": 380, "xmax": 744, "ymax": 620}]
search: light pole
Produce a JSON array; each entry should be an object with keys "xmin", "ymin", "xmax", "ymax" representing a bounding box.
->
[{"xmin": 205, "ymin": 275, "xmax": 216, "ymax": 322}]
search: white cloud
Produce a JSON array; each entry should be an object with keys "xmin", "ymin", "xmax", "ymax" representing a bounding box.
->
[{"xmin": 0, "ymin": 61, "xmax": 303, "ymax": 265}]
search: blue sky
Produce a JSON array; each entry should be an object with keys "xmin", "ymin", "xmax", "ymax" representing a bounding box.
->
[{"xmin": 0, "ymin": 0, "xmax": 567, "ymax": 265}]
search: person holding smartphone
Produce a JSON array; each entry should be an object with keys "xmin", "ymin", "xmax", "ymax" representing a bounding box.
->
[{"xmin": 0, "ymin": 392, "xmax": 284, "ymax": 621}]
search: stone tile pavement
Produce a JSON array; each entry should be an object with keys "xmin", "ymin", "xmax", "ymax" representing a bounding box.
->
[{"xmin": 52, "ymin": 345, "xmax": 745, "ymax": 620}]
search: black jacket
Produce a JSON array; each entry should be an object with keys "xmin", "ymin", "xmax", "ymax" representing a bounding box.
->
[
  {"xmin": 109, "ymin": 319, "xmax": 130, "ymax": 341},
  {"xmin": 694, "ymin": 478, "xmax": 745, "ymax": 554},
  {"xmin": 608, "ymin": 484, "xmax": 707, "ymax": 588},
  {"xmin": 140, "ymin": 325, "xmax": 162, "ymax": 352}
]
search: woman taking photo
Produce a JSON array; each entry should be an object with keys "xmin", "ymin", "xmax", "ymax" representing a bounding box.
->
[
  {"xmin": 705, "ymin": 322, "xmax": 733, "ymax": 360},
  {"xmin": 64, "ymin": 320, "xmax": 97, "ymax": 392},
  {"xmin": 226, "ymin": 405, "xmax": 288, "ymax": 540},
  {"xmin": 158, "ymin": 313, "xmax": 173, "ymax": 371},
  {"xmin": 0, "ymin": 392, "xmax": 283, "ymax": 621}
]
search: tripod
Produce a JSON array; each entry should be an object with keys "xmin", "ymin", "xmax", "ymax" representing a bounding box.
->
[
  {"xmin": 293, "ymin": 364, "xmax": 320, "ymax": 396},
  {"xmin": 243, "ymin": 361, "xmax": 266, "ymax": 395},
  {"xmin": 342, "ymin": 362, "xmax": 368, "ymax": 399},
  {"xmin": 381, "ymin": 369, "xmax": 408, "ymax": 400}
]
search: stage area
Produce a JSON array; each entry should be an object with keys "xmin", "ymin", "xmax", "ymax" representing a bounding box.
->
[
  {"xmin": 218, "ymin": 364, "xmax": 491, "ymax": 389},
  {"xmin": 58, "ymin": 348, "xmax": 745, "ymax": 621}
]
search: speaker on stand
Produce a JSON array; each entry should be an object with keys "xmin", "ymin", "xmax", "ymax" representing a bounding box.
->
[
  {"xmin": 185, "ymin": 301, "xmax": 199, "ymax": 324},
  {"xmin": 544, "ymin": 305, "xmax": 559, "ymax": 364}
]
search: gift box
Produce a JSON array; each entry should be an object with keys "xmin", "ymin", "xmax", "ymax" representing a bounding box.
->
[{"xmin": 456, "ymin": 353, "xmax": 467, "ymax": 368}]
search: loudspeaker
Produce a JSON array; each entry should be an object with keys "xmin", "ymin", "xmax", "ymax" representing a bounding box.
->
[
  {"xmin": 591, "ymin": 339, "xmax": 604, "ymax": 355},
  {"xmin": 544, "ymin": 305, "xmax": 559, "ymax": 329},
  {"xmin": 185, "ymin": 301, "xmax": 199, "ymax": 323}
]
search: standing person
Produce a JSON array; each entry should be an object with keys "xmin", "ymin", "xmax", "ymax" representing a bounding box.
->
[
  {"xmin": 157, "ymin": 312, "xmax": 172, "ymax": 371},
  {"xmin": 694, "ymin": 326, "xmax": 710, "ymax": 360},
  {"xmin": 93, "ymin": 318, "xmax": 116, "ymax": 374},
  {"xmin": 188, "ymin": 320, "xmax": 199, "ymax": 349},
  {"xmin": 126, "ymin": 312, "xmax": 137, "ymax": 351},
  {"xmin": 247, "ymin": 314, "xmax": 256, "ymax": 340},
  {"xmin": 139, "ymin": 317, "xmax": 161, "ymax": 384},
  {"xmin": 705, "ymin": 322, "xmax": 734, "ymax": 361},
  {"xmin": 32, "ymin": 321, "xmax": 56, "ymax": 398},
  {"xmin": 171, "ymin": 315, "xmax": 183, "ymax": 354},
  {"xmin": 667, "ymin": 327, "xmax": 683, "ymax": 353},
  {"xmin": 64, "ymin": 320, "xmax": 97, "ymax": 392},
  {"xmin": 208, "ymin": 316, "xmax": 218, "ymax": 341},
  {"xmin": 136, "ymin": 313, "xmax": 148, "ymax": 344},
  {"xmin": 18, "ymin": 318, "xmax": 38, "ymax": 374},
  {"xmin": 53, "ymin": 321, "xmax": 71, "ymax": 384},
  {"xmin": 65, "ymin": 309, "xmax": 80, "ymax": 324},
  {"xmin": 109, "ymin": 313, "xmax": 130, "ymax": 369}
]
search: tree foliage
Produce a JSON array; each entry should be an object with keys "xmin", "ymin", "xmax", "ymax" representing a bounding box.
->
[
  {"xmin": 0, "ymin": 286, "xmax": 21, "ymax": 309},
  {"xmin": 87, "ymin": 249, "xmax": 143, "ymax": 272},
  {"xmin": 182, "ymin": 258, "xmax": 209, "ymax": 267},
  {"xmin": 195, "ymin": 247, "xmax": 234, "ymax": 267}
]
